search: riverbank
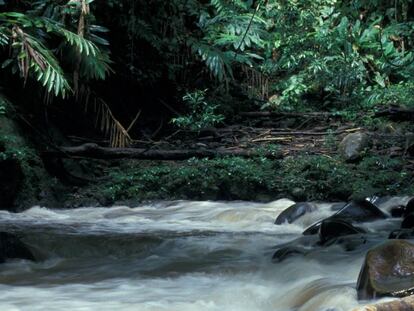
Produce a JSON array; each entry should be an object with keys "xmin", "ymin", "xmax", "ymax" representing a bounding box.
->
[
  {"xmin": 64, "ymin": 154, "xmax": 412, "ymax": 207},
  {"xmin": 1, "ymin": 108, "xmax": 414, "ymax": 211}
]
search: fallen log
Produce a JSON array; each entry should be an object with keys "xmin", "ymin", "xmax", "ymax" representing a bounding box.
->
[
  {"xmin": 268, "ymin": 127, "xmax": 362, "ymax": 136},
  {"xmin": 374, "ymin": 106, "xmax": 414, "ymax": 121},
  {"xmin": 240, "ymin": 111, "xmax": 341, "ymax": 118},
  {"xmin": 354, "ymin": 295, "xmax": 414, "ymax": 311},
  {"xmin": 206, "ymin": 126, "xmax": 361, "ymax": 136},
  {"xmin": 45, "ymin": 143, "xmax": 283, "ymax": 160}
]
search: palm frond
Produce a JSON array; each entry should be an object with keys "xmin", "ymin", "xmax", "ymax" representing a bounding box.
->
[
  {"xmin": 11, "ymin": 26, "xmax": 71, "ymax": 97},
  {"xmin": 84, "ymin": 96, "xmax": 135, "ymax": 148},
  {"xmin": 0, "ymin": 27, "xmax": 8, "ymax": 46},
  {"xmin": 190, "ymin": 40, "xmax": 233, "ymax": 81},
  {"xmin": 60, "ymin": 27, "xmax": 99, "ymax": 56}
]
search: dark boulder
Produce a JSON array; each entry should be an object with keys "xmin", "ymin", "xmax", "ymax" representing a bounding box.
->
[
  {"xmin": 0, "ymin": 232, "xmax": 35, "ymax": 263},
  {"xmin": 303, "ymin": 200, "xmax": 387, "ymax": 236},
  {"xmin": 0, "ymin": 158, "xmax": 23, "ymax": 210},
  {"xmin": 371, "ymin": 196, "xmax": 410, "ymax": 217},
  {"xmin": 402, "ymin": 213, "xmax": 414, "ymax": 229},
  {"xmin": 275, "ymin": 202, "xmax": 317, "ymax": 225},
  {"xmin": 318, "ymin": 219, "xmax": 366, "ymax": 245},
  {"xmin": 389, "ymin": 229, "xmax": 414, "ymax": 239},
  {"xmin": 272, "ymin": 235, "xmax": 319, "ymax": 263},
  {"xmin": 357, "ymin": 240, "xmax": 414, "ymax": 300},
  {"xmin": 272, "ymin": 246, "xmax": 309, "ymax": 262},
  {"xmin": 303, "ymin": 222, "xmax": 321, "ymax": 235},
  {"xmin": 273, "ymin": 222, "xmax": 369, "ymax": 262},
  {"xmin": 326, "ymin": 234, "xmax": 369, "ymax": 251},
  {"xmin": 404, "ymin": 198, "xmax": 414, "ymax": 217},
  {"xmin": 390, "ymin": 206, "xmax": 405, "ymax": 218},
  {"xmin": 332, "ymin": 200, "xmax": 387, "ymax": 222},
  {"xmin": 330, "ymin": 202, "xmax": 346, "ymax": 211}
]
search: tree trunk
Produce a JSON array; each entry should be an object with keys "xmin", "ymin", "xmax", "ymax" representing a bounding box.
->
[{"xmin": 46, "ymin": 143, "xmax": 282, "ymax": 160}]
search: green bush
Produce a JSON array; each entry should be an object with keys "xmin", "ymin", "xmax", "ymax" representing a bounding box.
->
[
  {"xmin": 172, "ymin": 90, "xmax": 225, "ymax": 131},
  {"xmin": 93, "ymin": 153, "xmax": 413, "ymax": 204},
  {"xmin": 364, "ymin": 82, "xmax": 414, "ymax": 109}
]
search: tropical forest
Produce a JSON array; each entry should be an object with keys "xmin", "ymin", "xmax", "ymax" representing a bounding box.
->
[{"xmin": 1, "ymin": 0, "xmax": 414, "ymax": 310}]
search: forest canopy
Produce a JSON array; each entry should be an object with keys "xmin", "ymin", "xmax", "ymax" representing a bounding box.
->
[{"xmin": 1, "ymin": 0, "xmax": 414, "ymax": 144}]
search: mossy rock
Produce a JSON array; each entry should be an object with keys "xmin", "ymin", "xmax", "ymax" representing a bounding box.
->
[
  {"xmin": 0, "ymin": 115, "xmax": 58, "ymax": 210},
  {"xmin": 357, "ymin": 240, "xmax": 414, "ymax": 300},
  {"xmin": 338, "ymin": 132, "xmax": 370, "ymax": 162}
]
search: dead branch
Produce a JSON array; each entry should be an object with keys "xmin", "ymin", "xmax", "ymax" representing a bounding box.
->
[
  {"xmin": 46, "ymin": 143, "xmax": 283, "ymax": 160},
  {"xmin": 240, "ymin": 111, "xmax": 341, "ymax": 118}
]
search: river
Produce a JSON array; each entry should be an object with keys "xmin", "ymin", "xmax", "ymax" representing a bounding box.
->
[{"xmin": 0, "ymin": 199, "xmax": 402, "ymax": 310}]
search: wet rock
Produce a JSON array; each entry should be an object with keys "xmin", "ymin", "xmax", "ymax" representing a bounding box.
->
[
  {"xmin": 402, "ymin": 213, "xmax": 414, "ymax": 229},
  {"xmin": 389, "ymin": 229, "xmax": 414, "ymax": 239},
  {"xmin": 354, "ymin": 295, "xmax": 414, "ymax": 311},
  {"xmin": 303, "ymin": 223, "xmax": 320, "ymax": 235},
  {"xmin": 319, "ymin": 219, "xmax": 366, "ymax": 245},
  {"xmin": 303, "ymin": 200, "xmax": 387, "ymax": 236},
  {"xmin": 404, "ymin": 198, "xmax": 414, "ymax": 217},
  {"xmin": 0, "ymin": 158, "xmax": 23, "ymax": 210},
  {"xmin": 302, "ymin": 221, "xmax": 322, "ymax": 236},
  {"xmin": 330, "ymin": 202, "xmax": 346, "ymax": 211},
  {"xmin": 327, "ymin": 234, "xmax": 369, "ymax": 251},
  {"xmin": 272, "ymin": 246, "xmax": 309, "ymax": 262},
  {"xmin": 390, "ymin": 206, "xmax": 405, "ymax": 218},
  {"xmin": 272, "ymin": 235, "xmax": 319, "ymax": 262},
  {"xmin": 338, "ymin": 132, "xmax": 370, "ymax": 162},
  {"xmin": 357, "ymin": 240, "xmax": 414, "ymax": 300},
  {"xmin": 371, "ymin": 196, "xmax": 410, "ymax": 216},
  {"xmin": 332, "ymin": 200, "xmax": 387, "ymax": 222},
  {"xmin": 273, "ymin": 224, "xmax": 370, "ymax": 263},
  {"xmin": 0, "ymin": 232, "xmax": 35, "ymax": 263},
  {"xmin": 275, "ymin": 202, "xmax": 317, "ymax": 225}
]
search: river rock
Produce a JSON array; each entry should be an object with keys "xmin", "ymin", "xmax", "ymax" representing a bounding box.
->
[
  {"xmin": 402, "ymin": 213, "xmax": 414, "ymax": 229},
  {"xmin": 0, "ymin": 158, "xmax": 23, "ymax": 210},
  {"xmin": 0, "ymin": 232, "xmax": 35, "ymax": 263},
  {"xmin": 390, "ymin": 206, "xmax": 405, "ymax": 218},
  {"xmin": 319, "ymin": 219, "xmax": 366, "ymax": 244},
  {"xmin": 327, "ymin": 234, "xmax": 369, "ymax": 251},
  {"xmin": 272, "ymin": 235, "xmax": 319, "ymax": 262},
  {"xmin": 333, "ymin": 200, "xmax": 387, "ymax": 222},
  {"xmin": 303, "ymin": 200, "xmax": 387, "ymax": 236},
  {"xmin": 330, "ymin": 202, "xmax": 347, "ymax": 211},
  {"xmin": 272, "ymin": 246, "xmax": 309, "ymax": 262},
  {"xmin": 357, "ymin": 240, "xmax": 414, "ymax": 300},
  {"xmin": 389, "ymin": 229, "xmax": 414, "ymax": 239},
  {"xmin": 354, "ymin": 295, "xmax": 414, "ymax": 311},
  {"xmin": 275, "ymin": 202, "xmax": 317, "ymax": 225},
  {"xmin": 371, "ymin": 196, "xmax": 411, "ymax": 217},
  {"xmin": 404, "ymin": 198, "xmax": 414, "ymax": 217},
  {"xmin": 339, "ymin": 132, "xmax": 370, "ymax": 162},
  {"xmin": 273, "ymin": 223, "xmax": 369, "ymax": 263}
]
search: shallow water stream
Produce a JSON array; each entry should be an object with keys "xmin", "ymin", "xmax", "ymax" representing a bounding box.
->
[{"xmin": 0, "ymin": 200, "xmax": 402, "ymax": 310}]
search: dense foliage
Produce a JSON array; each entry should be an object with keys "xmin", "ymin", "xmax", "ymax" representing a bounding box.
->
[
  {"xmin": 2, "ymin": 0, "xmax": 414, "ymax": 131},
  {"xmin": 98, "ymin": 0, "xmax": 414, "ymax": 114},
  {"xmin": 79, "ymin": 154, "xmax": 411, "ymax": 204},
  {"xmin": 1, "ymin": 1, "xmax": 414, "ymax": 207}
]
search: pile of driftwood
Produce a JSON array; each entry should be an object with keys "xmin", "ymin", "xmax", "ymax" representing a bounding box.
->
[{"xmin": 45, "ymin": 110, "xmax": 414, "ymax": 161}]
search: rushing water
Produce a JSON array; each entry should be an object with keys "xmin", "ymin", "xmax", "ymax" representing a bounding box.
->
[{"xmin": 0, "ymin": 199, "xmax": 405, "ymax": 311}]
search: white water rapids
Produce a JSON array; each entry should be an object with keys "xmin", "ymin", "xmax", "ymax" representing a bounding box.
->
[{"xmin": 0, "ymin": 199, "xmax": 404, "ymax": 311}]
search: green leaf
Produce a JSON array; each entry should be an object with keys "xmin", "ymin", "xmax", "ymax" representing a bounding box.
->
[{"xmin": 1, "ymin": 59, "xmax": 13, "ymax": 68}]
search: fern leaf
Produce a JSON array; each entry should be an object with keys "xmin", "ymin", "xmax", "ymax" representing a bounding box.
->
[{"xmin": 0, "ymin": 27, "xmax": 8, "ymax": 46}]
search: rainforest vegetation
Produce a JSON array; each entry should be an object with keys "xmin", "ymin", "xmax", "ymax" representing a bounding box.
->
[{"xmin": 1, "ymin": 0, "xmax": 414, "ymax": 209}]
